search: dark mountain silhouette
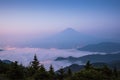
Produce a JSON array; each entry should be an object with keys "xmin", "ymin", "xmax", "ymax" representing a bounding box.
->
[
  {"xmin": 78, "ymin": 42, "xmax": 120, "ymax": 53},
  {"xmin": 2, "ymin": 60, "xmax": 12, "ymax": 64},
  {"xmin": 55, "ymin": 52, "xmax": 120, "ymax": 63},
  {"xmin": 0, "ymin": 49, "xmax": 3, "ymax": 51},
  {"xmin": 60, "ymin": 61, "xmax": 120, "ymax": 73},
  {"xmin": 30, "ymin": 28, "xmax": 102, "ymax": 49},
  {"xmin": 57, "ymin": 64, "xmax": 84, "ymax": 73},
  {"xmin": 0, "ymin": 59, "xmax": 12, "ymax": 64}
]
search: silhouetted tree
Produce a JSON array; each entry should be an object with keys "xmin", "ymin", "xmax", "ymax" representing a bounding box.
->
[
  {"xmin": 84, "ymin": 60, "xmax": 92, "ymax": 70},
  {"xmin": 0, "ymin": 55, "xmax": 120, "ymax": 80},
  {"xmin": 57, "ymin": 67, "xmax": 65, "ymax": 80},
  {"xmin": 0, "ymin": 60, "xmax": 10, "ymax": 74},
  {"xmin": 113, "ymin": 66, "xmax": 118, "ymax": 78},
  {"xmin": 34, "ymin": 65, "xmax": 49, "ymax": 80},
  {"xmin": 25, "ymin": 54, "xmax": 40, "ymax": 79},
  {"xmin": 49, "ymin": 65, "xmax": 55, "ymax": 80},
  {"xmin": 101, "ymin": 65, "xmax": 112, "ymax": 80},
  {"xmin": 67, "ymin": 68, "xmax": 72, "ymax": 76},
  {"xmin": 31, "ymin": 54, "xmax": 40, "ymax": 70},
  {"xmin": 65, "ymin": 68, "xmax": 73, "ymax": 80},
  {"xmin": 30, "ymin": 54, "xmax": 40, "ymax": 75},
  {"xmin": 7, "ymin": 61, "xmax": 24, "ymax": 80}
]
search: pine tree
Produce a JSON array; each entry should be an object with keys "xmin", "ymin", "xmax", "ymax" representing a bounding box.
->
[
  {"xmin": 67, "ymin": 68, "xmax": 72, "ymax": 76},
  {"xmin": 102, "ymin": 65, "xmax": 112, "ymax": 79},
  {"xmin": 34, "ymin": 65, "xmax": 49, "ymax": 80},
  {"xmin": 31, "ymin": 54, "xmax": 40, "ymax": 74},
  {"xmin": 27, "ymin": 54, "xmax": 40, "ymax": 79},
  {"xmin": 49, "ymin": 65, "xmax": 55, "ymax": 75},
  {"xmin": 65, "ymin": 68, "xmax": 73, "ymax": 80},
  {"xmin": 39, "ymin": 65, "xmax": 46, "ymax": 72},
  {"xmin": 49, "ymin": 65, "xmax": 55, "ymax": 80},
  {"xmin": 113, "ymin": 66, "xmax": 118, "ymax": 78},
  {"xmin": 7, "ymin": 61, "xmax": 24, "ymax": 80},
  {"xmin": 31, "ymin": 54, "xmax": 40, "ymax": 70},
  {"xmin": 58, "ymin": 67, "xmax": 65, "ymax": 80},
  {"xmin": 84, "ymin": 60, "xmax": 92, "ymax": 70}
]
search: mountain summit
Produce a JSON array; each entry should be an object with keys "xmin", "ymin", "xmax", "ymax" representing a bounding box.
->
[
  {"xmin": 60, "ymin": 28, "xmax": 80, "ymax": 36},
  {"xmin": 62, "ymin": 28, "xmax": 77, "ymax": 33},
  {"xmin": 28, "ymin": 28, "xmax": 102, "ymax": 49},
  {"xmin": 57, "ymin": 28, "xmax": 80, "ymax": 37}
]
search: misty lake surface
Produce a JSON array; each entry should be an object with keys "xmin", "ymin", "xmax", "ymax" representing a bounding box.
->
[{"xmin": 0, "ymin": 48, "xmax": 105, "ymax": 70}]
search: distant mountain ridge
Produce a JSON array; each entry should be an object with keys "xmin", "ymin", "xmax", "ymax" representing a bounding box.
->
[
  {"xmin": 29, "ymin": 28, "xmax": 102, "ymax": 49},
  {"xmin": 0, "ymin": 59, "xmax": 12, "ymax": 64},
  {"xmin": 60, "ymin": 61, "xmax": 120, "ymax": 73},
  {"xmin": 55, "ymin": 52, "xmax": 120, "ymax": 63},
  {"xmin": 78, "ymin": 42, "xmax": 120, "ymax": 53},
  {"xmin": 0, "ymin": 49, "xmax": 3, "ymax": 51}
]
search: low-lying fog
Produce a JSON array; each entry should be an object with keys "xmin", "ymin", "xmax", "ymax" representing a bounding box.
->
[{"xmin": 0, "ymin": 48, "xmax": 105, "ymax": 70}]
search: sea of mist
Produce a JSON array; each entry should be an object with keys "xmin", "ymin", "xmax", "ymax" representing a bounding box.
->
[{"xmin": 0, "ymin": 48, "xmax": 105, "ymax": 70}]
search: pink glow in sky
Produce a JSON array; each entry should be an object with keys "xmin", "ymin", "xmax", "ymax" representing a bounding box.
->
[{"xmin": 0, "ymin": 0, "xmax": 120, "ymax": 45}]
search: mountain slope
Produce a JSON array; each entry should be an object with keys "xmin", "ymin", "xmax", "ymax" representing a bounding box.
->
[
  {"xmin": 55, "ymin": 53, "xmax": 120, "ymax": 63},
  {"xmin": 30, "ymin": 28, "xmax": 102, "ymax": 49},
  {"xmin": 78, "ymin": 42, "xmax": 120, "ymax": 53},
  {"xmin": 60, "ymin": 61, "xmax": 120, "ymax": 73},
  {"xmin": 0, "ymin": 59, "xmax": 12, "ymax": 64},
  {"xmin": 0, "ymin": 49, "xmax": 3, "ymax": 51}
]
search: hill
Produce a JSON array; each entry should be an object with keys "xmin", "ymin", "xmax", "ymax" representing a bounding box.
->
[
  {"xmin": 60, "ymin": 61, "xmax": 120, "ymax": 73},
  {"xmin": 0, "ymin": 59, "xmax": 12, "ymax": 64},
  {"xmin": 78, "ymin": 42, "xmax": 120, "ymax": 53},
  {"xmin": 55, "ymin": 53, "xmax": 120, "ymax": 63},
  {"xmin": 0, "ymin": 49, "xmax": 3, "ymax": 51}
]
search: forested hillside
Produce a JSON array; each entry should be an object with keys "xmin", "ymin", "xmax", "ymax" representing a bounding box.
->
[{"xmin": 0, "ymin": 55, "xmax": 120, "ymax": 80}]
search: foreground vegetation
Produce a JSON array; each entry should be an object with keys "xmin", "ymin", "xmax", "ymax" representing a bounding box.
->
[{"xmin": 0, "ymin": 55, "xmax": 120, "ymax": 80}]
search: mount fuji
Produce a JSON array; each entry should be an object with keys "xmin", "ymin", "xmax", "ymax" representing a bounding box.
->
[{"xmin": 29, "ymin": 28, "xmax": 102, "ymax": 49}]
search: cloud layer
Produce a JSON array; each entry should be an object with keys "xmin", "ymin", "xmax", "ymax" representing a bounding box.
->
[{"xmin": 0, "ymin": 48, "xmax": 105, "ymax": 70}]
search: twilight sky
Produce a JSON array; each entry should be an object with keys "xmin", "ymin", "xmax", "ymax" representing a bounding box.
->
[{"xmin": 0, "ymin": 0, "xmax": 120, "ymax": 46}]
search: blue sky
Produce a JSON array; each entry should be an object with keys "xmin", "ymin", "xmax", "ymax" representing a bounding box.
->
[{"xmin": 0, "ymin": 0, "xmax": 120, "ymax": 43}]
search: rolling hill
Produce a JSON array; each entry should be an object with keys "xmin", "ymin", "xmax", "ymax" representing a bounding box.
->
[
  {"xmin": 78, "ymin": 42, "xmax": 120, "ymax": 53},
  {"xmin": 55, "ymin": 52, "xmax": 120, "ymax": 63},
  {"xmin": 59, "ymin": 61, "xmax": 120, "ymax": 73}
]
